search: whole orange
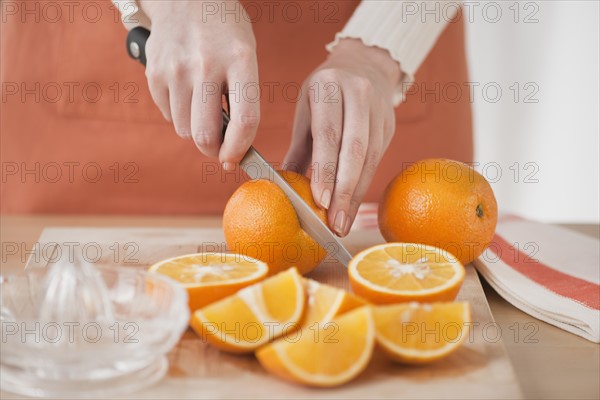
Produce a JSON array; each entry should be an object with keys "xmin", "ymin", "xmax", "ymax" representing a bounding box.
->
[
  {"xmin": 378, "ymin": 159, "xmax": 498, "ymax": 265},
  {"xmin": 223, "ymin": 170, "xmax": 327, "ymax": 275}
]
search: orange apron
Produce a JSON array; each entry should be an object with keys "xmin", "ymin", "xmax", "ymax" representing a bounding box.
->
[{"xmin": 0, "ymin": 0, "xmax": 472, "ymax": 214}]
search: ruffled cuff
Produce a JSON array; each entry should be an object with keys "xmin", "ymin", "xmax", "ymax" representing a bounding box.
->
[{"xmin": 326, "ymin": 1, "xmax": 456, "ymax": 106}]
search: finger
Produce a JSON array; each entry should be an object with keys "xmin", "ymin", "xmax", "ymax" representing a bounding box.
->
[
  {"xmin": 346, "ymin": 108, "xmax": 385, "ymax": 231},
  {"xmin": 191, "ymin": 80, "xmax": 224, "ymax": 157},
  {"xmin": 219, "ymin": 61, "xmax": 260, "ymax": 170},
  {"xmin": 283, "ymin": 91, "xmax": 312, "ymax": 175},
  {"xmin": 145, "ymin": 68, "xmax": 172, "ymax": 122},
  {"xmin": 328, "ymin": 84, "xmax": 370, "ymax": 237},
  {"xmin": 308, "ymin": 80, "xmax": 343, "ymax": 210},
  {"xmin": 168, "ymin": 78, "xmax": 193, "ymax": 138}
]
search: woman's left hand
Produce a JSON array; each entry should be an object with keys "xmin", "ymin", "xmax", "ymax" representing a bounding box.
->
[{"xmin": 284, "ymin": 38, "xmax": 402, "ymax": 237}]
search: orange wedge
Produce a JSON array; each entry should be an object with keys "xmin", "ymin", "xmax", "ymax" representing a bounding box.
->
[
  {"xmin": 348, "ymin": 243, "xmax": 465, "ymax": 304},
  {"xmin": 148, "ymin": 253, "xmax": 268, "ymax": 312},
  {"xmin": 373, "ymin": 302, "xmax": 471, "ymax": 364},
  {"xmin": 256, "ymin": 306, "xmax": 375, "ymax": 387},
  {"xmin": 191, "ymin": 267, "xmax": 305, "ymax": 353},
  {"xmin": 300, "ymin": 279, "xmax": 367, "ymax": 328}
]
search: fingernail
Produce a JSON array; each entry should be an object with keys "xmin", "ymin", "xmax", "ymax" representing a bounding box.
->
[
  {"xmin": 334, "ymin": 210, "xmax": 346, "ymax": 236},
  {"xmin": 178, "ymin": 131, "xmax": 191, "ymax": 139},
  {"xmin": 344, "ymin": 217, "xmax": 353, "ymax": 236},
  {"xmin": 222, "ymin": 162, "xmax": 235, "ymax": 171},
  {"xmin": 320, "ymin": 189, "xmax": 332, "ymax": 209}
]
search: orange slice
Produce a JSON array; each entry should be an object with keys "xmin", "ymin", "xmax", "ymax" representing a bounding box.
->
[
  {"xmin": 348, "ymin": 243, "xmax": 465, "ymax": 304},
  {"xmin": 256, "ymin": 306, "xmax": 375, "ymax": 387},
  {"xmin": 191, "ymin": 267, "xmax": 305, "ymax": 353},
  {"xmin": 373, "ymin": 302, "xmax": 471, "ymax": 364},
  {"xmin": 300, "ymin": 278, "xmax": 367, "ymax": 327},
  {"xmin": 148, "ymin": 253, "xmax": 268, "ymax": 312}
]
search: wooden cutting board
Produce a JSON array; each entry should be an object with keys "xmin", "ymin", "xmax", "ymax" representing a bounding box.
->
[{"xmin": 23, "ymin": 227, "xmax": 523, "ymax": 399}]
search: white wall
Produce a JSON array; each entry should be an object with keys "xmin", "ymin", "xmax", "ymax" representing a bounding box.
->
[{"xmin": 465, "ymin": 1, "xmax": 599, "ymax": 223}]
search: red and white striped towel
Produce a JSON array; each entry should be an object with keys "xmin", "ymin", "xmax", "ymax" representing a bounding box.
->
[
  {"xmin": 351, "ymin": 202, "xmax": 380, "ymax": 231},
  {"xmin": 474, "ymin": 216, "xmax": 600, "ymax": 342},
  {"xmin": 352, "ymin": 206, "xmax": 600, "ymax": 342}
]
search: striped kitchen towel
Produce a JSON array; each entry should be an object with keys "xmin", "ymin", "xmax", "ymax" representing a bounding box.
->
[
  {"xmin": 474, "ymin": 217, "xmax": 600, "ymax": 342},
  {"xmin": 351, "ymin": 202, "xmax": 380, "ymax": 231}
]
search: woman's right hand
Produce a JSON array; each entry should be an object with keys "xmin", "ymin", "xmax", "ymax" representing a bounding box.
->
[{"xmin": 140, "ymin": 0, "xmax": 260, "ymax": 170}]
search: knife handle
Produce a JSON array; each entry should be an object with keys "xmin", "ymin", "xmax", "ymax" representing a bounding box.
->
[
  {"xmin": 126, "ymin": 26, "xmax": 230, "ymax": 134},
  {"xmin": 126, "ymin": 26, "xmax": 150, "ymax": 66}
]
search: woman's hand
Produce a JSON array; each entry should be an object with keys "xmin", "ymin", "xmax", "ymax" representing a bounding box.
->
[
  {"xmin": 284, "ymin": 38, "xmax": 402, "ymax": 237},
  {"xmin": 140, "ymin": 0, "xmax": 259, "ymax": 169}
]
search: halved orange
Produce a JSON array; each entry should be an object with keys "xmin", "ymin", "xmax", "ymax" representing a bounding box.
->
[
  {"xmin": 348, "ymin": 243, "xmax": 465, "ymax": 304},
  {"xmin": 256, "ymin": 306, "xmax": 375, "ymax": 387},
  {"xmin": 148, "ymin": 253, "xmax": 268, "ymax": 312},
  {"xmin": 191, "ymin": 267, "xmax": 305, "ymax": 353},
  {"xmin": 373, "ymin": 302, "xmax": 471, "ymax": 364},
  {"xmin": 300, "ymin": 279, "xmax": 367, "ymax": 328}
]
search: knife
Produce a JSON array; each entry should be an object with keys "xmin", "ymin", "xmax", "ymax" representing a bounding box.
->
[{"xmin": 126, "ymin": 27, "xmax": 353, "ymax": 266}]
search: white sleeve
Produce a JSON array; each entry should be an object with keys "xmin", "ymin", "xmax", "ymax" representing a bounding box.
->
[
  {"xmin": 112, "ymin": 0, "xmax": 151, "ymax": 30},
  {"xmin": 326, "ymin": 1, "xmax": 458, "ymax": 105}
]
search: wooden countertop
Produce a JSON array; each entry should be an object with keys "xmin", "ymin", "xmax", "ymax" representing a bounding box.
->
[{"xmin": 1, "ymin": 215, "xmax": 598, "ymax": 399}]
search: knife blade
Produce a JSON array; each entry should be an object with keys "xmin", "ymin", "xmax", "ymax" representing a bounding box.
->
[
  {"xmin": 239, "ymin": 147, "xmax": 353, "ymax": 266},
  {"xmin": 126, "ymin": 26, "xmax": 353, "ymax": 266}
]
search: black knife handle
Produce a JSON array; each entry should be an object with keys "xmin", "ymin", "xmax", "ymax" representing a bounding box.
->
[
  {"xmin": 126, "ymin": 26, "xmax": 150, "ymax": 66},
  {"xmin": 126, "ymin": 26, "xmax": 230, "ymax": 133}
]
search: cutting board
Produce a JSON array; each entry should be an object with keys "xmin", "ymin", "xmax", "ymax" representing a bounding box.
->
[{"xmin": 22, "ymin": 227, "xmax": 523, "ymax": 399}]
